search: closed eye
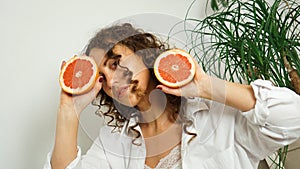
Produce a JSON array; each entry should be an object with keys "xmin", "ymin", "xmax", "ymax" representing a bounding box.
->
[
  {"xmin": 108, "ymin": 55, "xmax": 121, "ymax": 70},
  {"xmin": 111, "ymin": 59, "xmax": 119, "ymax": 69}
]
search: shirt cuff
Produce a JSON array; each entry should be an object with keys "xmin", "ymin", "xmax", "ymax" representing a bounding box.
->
[
  {"xmin": 43, "ymin": 146, "xmax": 82, "ymax": 169},
  {"xmin": 241, "ymin": 79, "xmax": 274, "ymax": 126}
]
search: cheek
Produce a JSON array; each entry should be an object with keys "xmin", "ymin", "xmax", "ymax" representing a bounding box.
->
[
  {"xmin": 102, "ymin": 84, "xmax": 112, "ymax": 97},
  {"xmin": 135, "ymin": 69, "xmax": 151, "ymax": 89}
]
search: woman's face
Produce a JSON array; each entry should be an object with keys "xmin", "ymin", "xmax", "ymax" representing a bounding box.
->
[{"xmin": 89, "ymin": 45, "xmax": 152, "ymax": 108}]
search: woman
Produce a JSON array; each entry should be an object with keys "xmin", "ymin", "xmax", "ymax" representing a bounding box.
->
[{"xmin": 45, "ymin": 23, "xmax": 300, "ymax": 169}]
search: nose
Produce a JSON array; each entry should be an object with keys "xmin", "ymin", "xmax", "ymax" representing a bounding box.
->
[
  {"xmin": 102, "ymin": 66, "xmax": 132, "ymax": 89},
  {"xmin": 105, "ymin": 72, "xmax": 118, "ymax": 89}
]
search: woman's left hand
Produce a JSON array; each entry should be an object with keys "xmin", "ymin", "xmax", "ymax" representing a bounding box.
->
[{"xmin": 156, "ymin": 60, "xmax": 212, "ymax": 99}]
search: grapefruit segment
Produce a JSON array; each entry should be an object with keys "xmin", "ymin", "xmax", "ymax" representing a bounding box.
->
[
  {"xmin": 59, "ymin": 55, "xmax": 99, "ymax": 94},
  {"xmin": 154, "ymin": 49, "xmax": 196, "ymax": 88}
]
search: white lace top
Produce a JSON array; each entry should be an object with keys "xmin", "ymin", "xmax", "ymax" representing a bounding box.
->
[{"xmin": 144, "ymin": 145, "xmax": 182, "ymax": 169}]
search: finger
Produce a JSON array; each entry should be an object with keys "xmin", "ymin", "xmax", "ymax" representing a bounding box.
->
[
  {"xmin": 92, "ymin": 76, "xmax": 103, "ymax": 96},
  {"xmin": 156, "ymin": 85, "xmax": 181, "ymax": 96},
  {"xmin": 60, "ymin": 61, "xmax": 66, "ymax": 70}
]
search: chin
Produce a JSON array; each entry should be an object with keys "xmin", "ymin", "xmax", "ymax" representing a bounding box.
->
[{"xmin": 114, "ymin": 94, "xmax": 139, "ymax": 108}]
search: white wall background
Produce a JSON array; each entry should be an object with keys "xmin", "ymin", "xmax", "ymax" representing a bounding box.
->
[
  {"xmin": 0, "ymin": 0, "xmax": 213, "ymax": 168},
  {"xmin": 2, "ymin": 0, "xmax": 299, "ymax": 169}
]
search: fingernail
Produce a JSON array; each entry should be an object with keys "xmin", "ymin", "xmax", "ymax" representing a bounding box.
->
[
  {"xmin": 156, "ymin": 86, "xmax": 162, "ymax": 90},
  {"xmin": 99, "ymin": 76, "xmax": 103, "ymax": 83}
]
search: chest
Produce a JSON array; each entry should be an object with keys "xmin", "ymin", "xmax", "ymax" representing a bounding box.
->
[
  {"xmin": 144, "ymin": 144, "xmax": 180, "ymax": 168},
  {"xmin": 141, "ymin": 124, "xmax": 182, "ymax": 168}
]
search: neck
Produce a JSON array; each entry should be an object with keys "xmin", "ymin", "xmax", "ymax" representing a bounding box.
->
[
  {"xmin": 139, "ymin": 107, "xmax": 174, "ymax": 130},
  {"xmin": 138, "ymin": 100, "xmax": 181, "ymax": 139},
  {"xmin": 135, "ymin": 79, "xmax": 178, "ymax": 134},
  {"xmin": 138, "ymin": 105, "xmax": 182, "ymax": 158},
  {"xmin": 137, "ymin": 97, "xmax": 167, "ymax": 127}
]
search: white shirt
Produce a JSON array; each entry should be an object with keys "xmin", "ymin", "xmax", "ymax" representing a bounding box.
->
[{"xmin": 44, "ymin": 80, "xmax": 300, "ymax": 169}]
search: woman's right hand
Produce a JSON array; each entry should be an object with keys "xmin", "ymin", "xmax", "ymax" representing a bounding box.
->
[{"xmin": 51, "ymin": 61, "xmax": 103, "ymax": 169}]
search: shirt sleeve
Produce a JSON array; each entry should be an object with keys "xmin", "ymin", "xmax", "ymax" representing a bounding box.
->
[
  {"xmin": 235, "ymin": 79, "xmax": 300, "ymax": 160},
  {"xmin": 43, "ymin": 137, "xmax": 111, "ymax": 169},
  {"xmin": 43, "ymin": 146, "xmax": 82, "ymax": 169}
]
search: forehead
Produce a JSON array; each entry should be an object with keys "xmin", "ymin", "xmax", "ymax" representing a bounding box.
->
[{"xmin": 89, "ymin": 45, "xmax": 135, "ymax": 66}]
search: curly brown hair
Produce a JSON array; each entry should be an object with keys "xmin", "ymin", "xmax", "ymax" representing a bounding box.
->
[{"xmin": 85, "ymin": 23, "xmax": 196, "ymax": 144}]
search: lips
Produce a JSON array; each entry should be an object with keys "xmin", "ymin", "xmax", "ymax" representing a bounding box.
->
[{"xmin": 115, "ymin": 85, "xmax": 130, "ymax": 99}]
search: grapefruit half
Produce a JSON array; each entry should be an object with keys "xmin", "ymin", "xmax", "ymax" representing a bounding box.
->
[
  {"xmin": 154, "ymin": 49, "xmax": 196, "ymax": 88},
  {"xmin": 59, "ymin": 55, "xmax": 99, "ymax": 95}
]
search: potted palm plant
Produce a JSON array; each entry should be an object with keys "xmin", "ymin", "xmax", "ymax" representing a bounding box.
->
[
  {"xmin": 171, "ymin": 0, "xmax": 300, "ymax": 168},
  {"xmin": 190, "ymin": 0, "xmax": 299, "ymax": 93}
]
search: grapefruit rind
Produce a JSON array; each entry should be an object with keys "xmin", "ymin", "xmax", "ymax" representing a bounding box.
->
[
  {"xmin": 154, "ymin": 49, "xmax": 196, "ymax": 88},
  {"xmin": 59, "ymin": 55, "xmax": 99, "ymax": 95}
]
